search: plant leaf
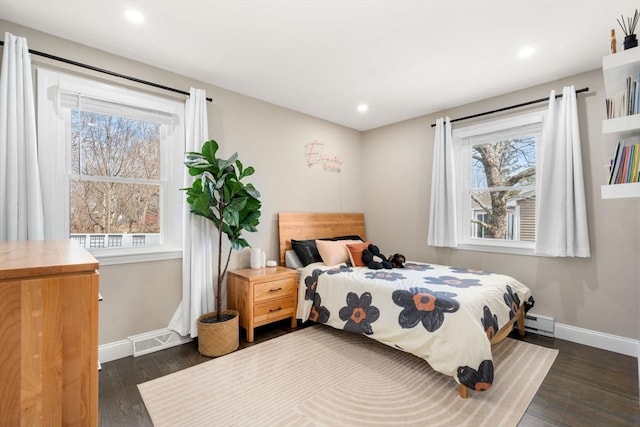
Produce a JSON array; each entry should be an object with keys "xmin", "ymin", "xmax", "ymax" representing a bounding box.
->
[
  {"xmin": 226, "ymin": 197, "xmax": 247, "ymax": 213},
  {"xmin": 230, "ymin": 237, "xmax": 250, "ymax": 251},
  {"xmin": 244, "ymin": 185, "xmax": 261, "ymax": 199},
  {"xmin": 201, "ymin": 140, "xmax": 219, "ymax": 163},
  {"xmin": 223, "ymin": 209, "xmax": 240, "ymax": 227},
  {"xmin": 240, "ymin": 166, "xmax": 255, "ymax": 179}
]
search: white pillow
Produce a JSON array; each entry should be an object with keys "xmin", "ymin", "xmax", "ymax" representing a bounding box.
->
[{"xmin": 285, "ymin": 249, "xmax": 304, "ymax": 269}]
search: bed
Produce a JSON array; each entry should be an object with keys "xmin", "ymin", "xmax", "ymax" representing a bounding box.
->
[{"xmin": 278, "ymin": 212, "xmax": 532, "ymax": 399}]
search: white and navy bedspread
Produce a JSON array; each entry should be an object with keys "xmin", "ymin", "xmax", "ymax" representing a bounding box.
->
[{"xmin": 297, "ymin": 261, "xmax": 532, "ymax": 392}]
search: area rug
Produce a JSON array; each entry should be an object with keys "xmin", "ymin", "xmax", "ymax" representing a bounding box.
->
[{"xmin": 138, "ymin": 325, "xmax": 558, "ymax": 427}]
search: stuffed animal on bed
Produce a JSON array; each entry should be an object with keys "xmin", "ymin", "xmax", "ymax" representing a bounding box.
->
[
  {"xmin": 361, "ymin": 244, "xmax": 393, "ymax": 270},
  {"xmin": 388, "ymin": 253, "xmax": 406, "ymax": 268}
]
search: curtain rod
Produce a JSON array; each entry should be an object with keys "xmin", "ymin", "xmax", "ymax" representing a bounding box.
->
[
  {"xmin": 0, "ymin": 40, "xmax": 213, "ymax": 102},
  {"xmin": 429, "ymin": 86, "xmax": 589, "ymax": 127}
]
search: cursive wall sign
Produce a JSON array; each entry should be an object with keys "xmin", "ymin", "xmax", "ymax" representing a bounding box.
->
[{"xmin": 304, "ymin": 140, "xmax": 343, "ymax": 173}]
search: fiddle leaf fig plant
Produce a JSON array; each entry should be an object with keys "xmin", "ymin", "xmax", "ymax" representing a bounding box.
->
[{"xmin": 183, "ymin": 139, "xmax": 261, "ymax": 322}]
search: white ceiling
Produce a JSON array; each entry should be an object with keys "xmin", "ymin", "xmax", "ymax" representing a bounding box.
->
[{"xmin": 0, "ymin": 1, "xmax": 637, "ymax": 130}]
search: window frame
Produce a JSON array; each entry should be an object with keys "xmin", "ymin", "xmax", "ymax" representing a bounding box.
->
[
  {"xmin": 452, "ymin": 110, "xmax": 545, "ymax": 256},
  {"xmin": 37, "ymin": 68, "xmax": 185, "ymax": 265}
]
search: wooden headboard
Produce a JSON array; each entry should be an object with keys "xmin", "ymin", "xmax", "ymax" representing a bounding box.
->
[{"xmin": 278, "ymin": 212, "xmax": 367, "ymax": 265}]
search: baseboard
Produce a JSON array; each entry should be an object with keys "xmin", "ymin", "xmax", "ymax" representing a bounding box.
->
[
  {"xmin": 555, "ymin": 322, "xmax": 639, "ymax": 357},
  {"xmin": 99, "ymin": 339, "xmax": 133, "ymax": 363}
]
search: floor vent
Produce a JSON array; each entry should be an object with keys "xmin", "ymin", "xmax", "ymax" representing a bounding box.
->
[
  {"xmin": 128, "ymin": 328, "xmax": 192, "ymax": 357},
  {"xmin": 524, "ymin": 313, "xmax": 555, "ymax": 337}
]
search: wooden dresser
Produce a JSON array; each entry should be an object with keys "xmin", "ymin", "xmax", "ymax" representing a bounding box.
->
[
  {"xmin": 0, "ymin": 240, "xmax": 99, "ymax": 426},
  {"xmin": 228, "ymin": 266, "xmax": 297, "ymax": 342}
]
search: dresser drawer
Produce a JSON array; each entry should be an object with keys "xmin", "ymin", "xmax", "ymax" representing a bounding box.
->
[
  {"xmin": 254, "ymin": 278, "xmax": 295, "ymax": 302},
  {"xmin": 253, "ymin": 297, "xmax": 295, "ymax": 324}
]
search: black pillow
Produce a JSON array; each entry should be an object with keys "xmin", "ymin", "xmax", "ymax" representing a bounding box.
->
[{"xmin": 291, "ymin": 239, "xmax": 323, "ymax": 266}]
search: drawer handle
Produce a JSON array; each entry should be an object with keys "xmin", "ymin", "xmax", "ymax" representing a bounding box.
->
[
  {"xmin": 269, "ymin": 307, "xmax": 282, "ymax": 313},
  {"xmin": 269, "ymin": 287, "xmax": 283, "ymax": 292}
]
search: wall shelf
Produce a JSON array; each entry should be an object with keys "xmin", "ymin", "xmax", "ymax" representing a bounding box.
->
[
  {"xmin": 602, "ymin": 48, "xmax": 640, "ymax": 199},
  {"xmin": 601, "ymin": 182, "xmax": 640, "ymax": 199},
  {"xmin": 603, "ymin": 48, "xmax": 640, "ymax": 94},
  {"xmin": 602, "ymin": 114, "xmax": 640, "ymax": 134}
]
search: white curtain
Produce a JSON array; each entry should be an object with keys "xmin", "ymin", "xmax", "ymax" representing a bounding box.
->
[
  {"xmin": 168, "ymin": 88, "xmax": 214, "ymax": 337},
  {"xmin": 536, "ymin": 86, "xmax": 590, "ymax": 257},
  {"xmin": 0, "ymin": 32, "xmax": 44, "ymax": 240},
  {"xmin": 427, "ymin": 117, "xmax": 457, "ymax": 247}
]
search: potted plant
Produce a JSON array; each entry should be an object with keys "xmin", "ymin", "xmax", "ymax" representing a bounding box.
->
[{"xmin": 183, "ymin": 139, "xmax": 261, "ymax": 357}]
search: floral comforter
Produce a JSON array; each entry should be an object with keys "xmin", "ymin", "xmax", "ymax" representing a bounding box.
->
[{"xmin": 297, "ymin": 261, "xmax": 532, "ymax": 392}]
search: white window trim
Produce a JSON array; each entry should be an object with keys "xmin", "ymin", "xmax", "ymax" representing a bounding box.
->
[
  {"xmin": 452, "ymin": 110, "xmax": 545, "ymax": 256},
  {"xmin": 37, "ymin": 68, "xmax": 185, "ymax": 265}
]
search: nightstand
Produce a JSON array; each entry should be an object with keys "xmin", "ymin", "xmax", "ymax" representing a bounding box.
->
[{"xmin": 227, "ymin": 266, "xmax": 298, "ymax": 342}]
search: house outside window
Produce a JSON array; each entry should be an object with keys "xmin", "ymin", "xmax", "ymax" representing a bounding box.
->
[
  {"xmin": 453, "ymin": 110, "xmax": 544, "ymax": 255},
  {"xmin": 37, "ymin": 69, "xmax": 184, "ymax": 265}
]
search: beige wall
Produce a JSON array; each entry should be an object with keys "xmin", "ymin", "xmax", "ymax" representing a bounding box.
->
[
  {"xmin": 363, "ymin": 68, "xmax": 639, "ymax": 341},
  {"xmin": 2, "ymin": 19, "xmax": 638, "ymax": 345},
  {"xmin": 0, "ymin": 19, "xmax": 363, "ymax": 345},
  {"xmin": 98, "ymin": 260, "xmax": 182, "ymax": 343}
]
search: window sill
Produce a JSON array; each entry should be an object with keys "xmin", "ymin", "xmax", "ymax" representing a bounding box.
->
[
  {"xmin": 91, "ymin": 247, "xmax": 182, "ymax": 266},
  {"xmin": 455, "ymin": 241, "xmax": 536, "ymax": 257}
]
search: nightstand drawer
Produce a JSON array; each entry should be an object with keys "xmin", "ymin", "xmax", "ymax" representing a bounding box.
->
[
  {"xmin": 254, "ymin": 278, "xmax": 296, "ymax": 302},
  {"xmin": 253, "ymin": 297, "xmax": 295, "ymax": 324}
]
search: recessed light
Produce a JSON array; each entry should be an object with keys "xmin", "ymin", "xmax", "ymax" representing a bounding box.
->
[
  {"xmin": 357, "ymin": 104, "xmax": 369, "ymax": 113},
  {"xmin": 518, "ymin": 46, "xmax": 535, "ymax": 58},
  {"xmin": 125, "ymin": 9, "xmax": 144, "ymax": 24}
]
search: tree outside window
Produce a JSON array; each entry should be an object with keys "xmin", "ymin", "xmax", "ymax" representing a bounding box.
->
[
  {"xmin": 470, "ymin": 136, "xmax": 536, "ymax": 242},
  {"xmin": 70, "ymin": 111, "xmax": 161, "ymax": 240}
]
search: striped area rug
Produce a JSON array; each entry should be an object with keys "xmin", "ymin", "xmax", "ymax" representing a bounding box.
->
[{"xmin": 138, "ymin": 325, "xmax": 558, "ymax": 427}]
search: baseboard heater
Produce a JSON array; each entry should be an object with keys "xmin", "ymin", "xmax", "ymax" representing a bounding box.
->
[
  {"xmin": 128, "ymin": 328, "xmax": 192, "ymax": 357},
  {"xmin": 524, "ymin": 313, "xmax": 555, "ymax": 337}
]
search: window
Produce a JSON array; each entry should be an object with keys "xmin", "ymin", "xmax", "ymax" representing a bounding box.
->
[
  {"xmin": 453, "ymin": 111, "xmax": 544, "ymax": 254},
  {"xmin": 37, "ymin": 69, "xmax": 184, "ymax": 264}
]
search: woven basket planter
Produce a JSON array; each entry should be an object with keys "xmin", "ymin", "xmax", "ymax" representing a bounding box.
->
[{"xmin": 196, "ymin": 310, "xmax": 239, "ymax": 357}]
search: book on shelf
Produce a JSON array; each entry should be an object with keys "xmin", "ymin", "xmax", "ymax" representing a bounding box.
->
[
  {"xmin": 608, "ymin": 140, "xmax": 640, "ymax": 184},
  {"xmin": 605, "ymin": 74, "xmax": 640, "ymax": 119}
]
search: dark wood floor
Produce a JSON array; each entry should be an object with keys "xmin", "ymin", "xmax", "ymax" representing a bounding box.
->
[{"xmin": 99, "ymin": 320, "xmax": 640, "ymax": 426}]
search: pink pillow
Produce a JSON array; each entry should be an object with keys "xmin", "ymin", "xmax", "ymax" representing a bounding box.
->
[
  {"xmin": 346, "ymin": 241, "xmax": 371, "ymax": 267},
  {"xmin": 315, "ymin": 239, "xmax": 362, "ymax": 265}
]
